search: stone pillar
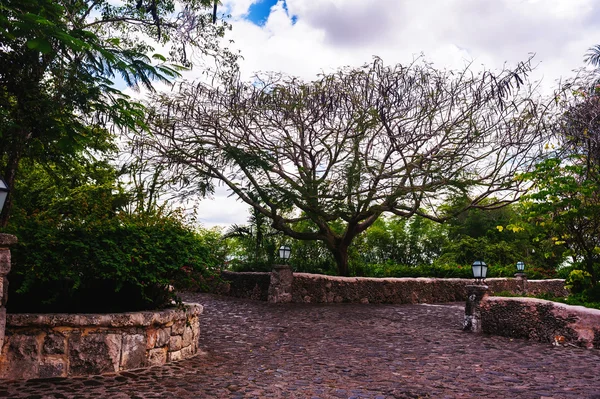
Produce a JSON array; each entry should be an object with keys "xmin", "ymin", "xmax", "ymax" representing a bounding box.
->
[
  {"xmin": 514, "ymin": 273, "xmax": 527, "ymax": 294},
  {"xmin": 463, "ymin": 284, "xmax": 488, "ymax": 333},
  {"xmin": 0, "ymin": 234, "xmax": 17, "ymax": 350},
  {"xmin": 268, "ymin": 264, "xmax": 293, "ymax": 303}
]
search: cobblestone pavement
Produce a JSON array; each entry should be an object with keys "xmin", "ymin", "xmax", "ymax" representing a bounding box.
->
[{"xmin": 1, "ymin": 293, "xmax": 600, "ymax": 399}]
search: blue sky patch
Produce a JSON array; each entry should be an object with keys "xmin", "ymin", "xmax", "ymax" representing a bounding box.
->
[{"xmin": 247, "ymin": 0, "xmax": 297, "ymax": 26}]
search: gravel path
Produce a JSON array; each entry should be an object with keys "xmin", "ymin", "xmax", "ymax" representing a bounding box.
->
[{"xmin": 1, "ymin": 293, "xmax": 599, "ymax": 398}]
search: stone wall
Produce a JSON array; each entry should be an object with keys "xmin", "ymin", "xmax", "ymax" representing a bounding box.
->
[
  {"xmin": 214, "ymin": 270, "xmax": 568, "ymax": 304},
  {"xmin": 216, "ymin": 271, "xmax": 271, "ymax": 301},
  {"xmin": 0, "ymin": 303, "xmax": 202, "ymax": 380},
  {"xmin": 481, "ymin": 297, "xmax": 600, "ymax": 349},
  {"xmin": 0, "ymin": 234, "xmax": 17, "ymax": 352},
  {"xmin": 289, "ymin": 273, "xmax": 568, "ymax": 304}
]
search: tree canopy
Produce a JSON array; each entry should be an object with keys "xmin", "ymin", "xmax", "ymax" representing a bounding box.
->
[
  {"xmin": 0, "ymin": 0, "xmax": 237, "ymax": 226},
  {"xmin": 145, "ymin": 57, "xmax": 553, "ymax": 275},
  {"xmin": 523, "ymin": 72, "xmax": 600, "ymax": 284}
]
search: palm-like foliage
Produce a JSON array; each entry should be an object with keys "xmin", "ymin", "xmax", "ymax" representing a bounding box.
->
[{"xmin": 585, "ymin": 45, "xmax": 600, "ymax": 68}]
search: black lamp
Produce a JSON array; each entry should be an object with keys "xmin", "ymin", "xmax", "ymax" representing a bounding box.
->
[
  {"xmin": 471, "ymin": 260, "xmax": 488, "ymax": 282},
  {"xmin": 0, "ymin": 176, "xmax": 9, "ymax": 214},
  {"xmin": 279, "ymin": 245, "xmax": 291, "ymax": 264}
]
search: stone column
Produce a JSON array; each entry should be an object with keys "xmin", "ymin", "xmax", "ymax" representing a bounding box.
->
[
  {"xmin": 0, "ymin": 234, "xmax": 17, "ymax": 350},
  {"xmin": 463, "ymin": 284, "xmax": 489, "ymax": 333},
  {"xmin": 268, "ymin": 264, "xmax": 293, "ymax": 303},
  {"xmin": 514, "ymin": 272, "xmax": 527, "ymax": 294}
]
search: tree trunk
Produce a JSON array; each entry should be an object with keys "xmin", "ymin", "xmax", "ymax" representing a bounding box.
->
[
  {"xmin": 585, "ymin": 256, "xmax": 597, "ymax": 285},
  {"xmin": 331, "ymin": 244, "xmax": 350, "ymax": 277}
]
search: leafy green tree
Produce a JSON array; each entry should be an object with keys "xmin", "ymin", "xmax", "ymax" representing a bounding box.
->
[
  {"xmin": 0, "ymin": 0, "xmax": 236, "ymax": 226},
  {"xmin": 146, "ymin": 57, "xmax": 551, "ymax": 275},
  {"xmin": 224, "ymin": 201, "xmax": 283, "ymax": 271},
  {"xmin": 522, "ymin": 70, "xmax": 600, "ymax": 283},
  {"xmin": 435, "ymin": 196, "xmax": 561, "ymax": 271},
  {"xmin": 523, "ymin": 157, "xmax": 600, "ymax": 282},
  {"xmin": 353, "ymin": 215, "xmax": 446, "ymax": 267}
]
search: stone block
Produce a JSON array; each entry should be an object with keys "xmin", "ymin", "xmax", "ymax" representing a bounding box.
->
[
  {"xmin": 155, "ymin": 327, "xmax": 170, "ymax": 347},
  {"xmin": 180, "ymin": 344, "xmax": 195, "ymax": 359},
  {"xmin": 268, "ymin": 265, "xmax": 293, "ymax": 303},
  {"xmin": 146, "ymin": 328, "xmax": 157, "ymax": 349},
  {"xmin": 168, "ymin": 335, "xmax": 182, "ymax": 351},
  {"xmin": 182, "ymin": 326, "xmax": 194, "ymax": 347},
  {"xmin": 39, "ymin": 358, "xmax": 67, "ymax": 378},
  {"xmin": 0, "ymin": 248, "xmax": 11, "ymax": 276},
  {"xmin": 147, "ymin": 347, "xmax": 167, "ymax": 366},
  {"xmin": 171, "ymin": 319, "xmax": 186, "ymax": 335},
  {"xmin": 168, "ymin": 349, "xmax": 182, "ymax": 362},
  {"xmin": 191, "ymin": 318, "xmax": 200, "ymax": 340},
  {"xmin": 0, "ymin": 276, "xmax": 7, "ymax": 305},
  {"xmin": 5, "ymin": 334, "xmax": 39, "ymax": 379},
  {"xmin": 120, "ymin": 334, "xmax": 146, "ymax": 370},
  {"xmin": 68, "ymin": 332, "xmax": 122, "ymax": 376},
  {"xmin": 43, "ymin": 333, "xmax": 66, "ymax": 355},
  {"xmin": 0, "ymin": 307, "xmax": 5, "ymax": 349},
  {"xmin": 0, "ymin": 234, "xmax": 17, "ymax": 247}
]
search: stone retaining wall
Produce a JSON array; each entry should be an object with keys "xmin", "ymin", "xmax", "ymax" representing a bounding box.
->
[
  {"xmin": 216, "ymin": 271, "xmax": 271, "ymax": 301},
  {"xmin": 0, "ymin": 303, "xmax": 202, "ymax": 380},
  {"xmin": 216, "ymin": 270, "xmax": 568, "ymax": 304},
  {"xmin": 481, "ymin": 297, "xmax": 600, "ymax": 349},
  {"xmin": 290, "ymin": 273, "xmax": 568, "ymax": 304}
]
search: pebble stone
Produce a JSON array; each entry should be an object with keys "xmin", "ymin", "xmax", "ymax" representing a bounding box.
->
[{"xmin": 0, "ymin": 293, "xmax": 599, "ymax": 398}]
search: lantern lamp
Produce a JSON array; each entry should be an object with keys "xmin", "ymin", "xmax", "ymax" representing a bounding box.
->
[
  {"xmin": 471, "ymin": 260, "xmax": 488, "ymax": 282},
  {"xmin": 279, "ymin": 245, "xmax": 291, "ymax": 263},
  {"xmin": 0, "ymin": 176, "xmax": 9, "ymax": 214},
  {"xmin": 516, "ymin": 261, "xmax": 525, "ymax": 272}
]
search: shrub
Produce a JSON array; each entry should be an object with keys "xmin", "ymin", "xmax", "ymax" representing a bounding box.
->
[
  {"xmin": 6, "ymin": 185, "xmax": 221, "ymax": 313},
  {"xmin": 565, "ymin": 269, "xmax": 594, "ymax": 294}
]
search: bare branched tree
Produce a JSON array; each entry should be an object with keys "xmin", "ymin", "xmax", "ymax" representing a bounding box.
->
[{"xmin": 144, "ymin": 57, "xmax": 553, "ymax": 275}]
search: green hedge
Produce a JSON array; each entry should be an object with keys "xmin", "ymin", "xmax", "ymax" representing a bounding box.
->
[
  {"xmin": 348, "ymin": 262, "xmax": 557, "ymax": 279},
  {"xmin": 7, "ymin": 209, "xmax": 221, "ymax": 313}
]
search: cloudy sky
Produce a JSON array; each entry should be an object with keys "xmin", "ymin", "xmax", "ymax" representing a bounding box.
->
[{"xmin": 183, "ymin": 0, "xmax": 600, "ymax": 228}]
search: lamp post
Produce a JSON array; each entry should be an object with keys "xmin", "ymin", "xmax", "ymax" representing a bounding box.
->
[
  {"xmin": 279, "ymin": 245, "xmax": 291, "ymax": 264},
  {"xmin": 464, "ymin": 260, "xmax": 489, "ymax": 333},
  {"xmin": 269, "ymin": 245, "xmax": 293, "ymax": 303},
  {"xmin": 471, "ymin": 260, "xmax": 488, "ymax": 283},
  {"xmin": 514, "ymin": 261, "xmax": 527, "ymax": 291},
  {"xmin": 0, "ymin": 176, "xmax": 9, "ymax": 215}
]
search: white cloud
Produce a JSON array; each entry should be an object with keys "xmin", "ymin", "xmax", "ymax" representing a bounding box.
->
[
  {"xmin": 214, "ymin": 0, "xmax": 600, "ymax": 84},
  {"xmin": 221, "ymin": 0, "xmax": 259, "ymax": 19},
  {"xmin": 193, "ymin": 185, "xmax": 252, "ymax": 228}
]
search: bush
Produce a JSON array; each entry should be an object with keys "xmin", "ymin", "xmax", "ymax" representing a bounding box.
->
[
  {"xmin": 342, "ymin": 261, "xmax": 557, "ymax": 279},
  {"xmin": 6, "ymin": 185, "xmax": 221, "ymax": 313},
  {"xmin": 565, "ymin": 269, "xmax": 594, "ymax": 294}
]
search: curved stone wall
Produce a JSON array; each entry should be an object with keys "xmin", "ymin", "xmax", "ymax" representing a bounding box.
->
[
  {"xmin": 0, "ymin": 303, "xmax": 202, "ymax": 380},
  {"xmin": 480, "ymin": 297, "xmax": 600, "ymax": 349}
]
